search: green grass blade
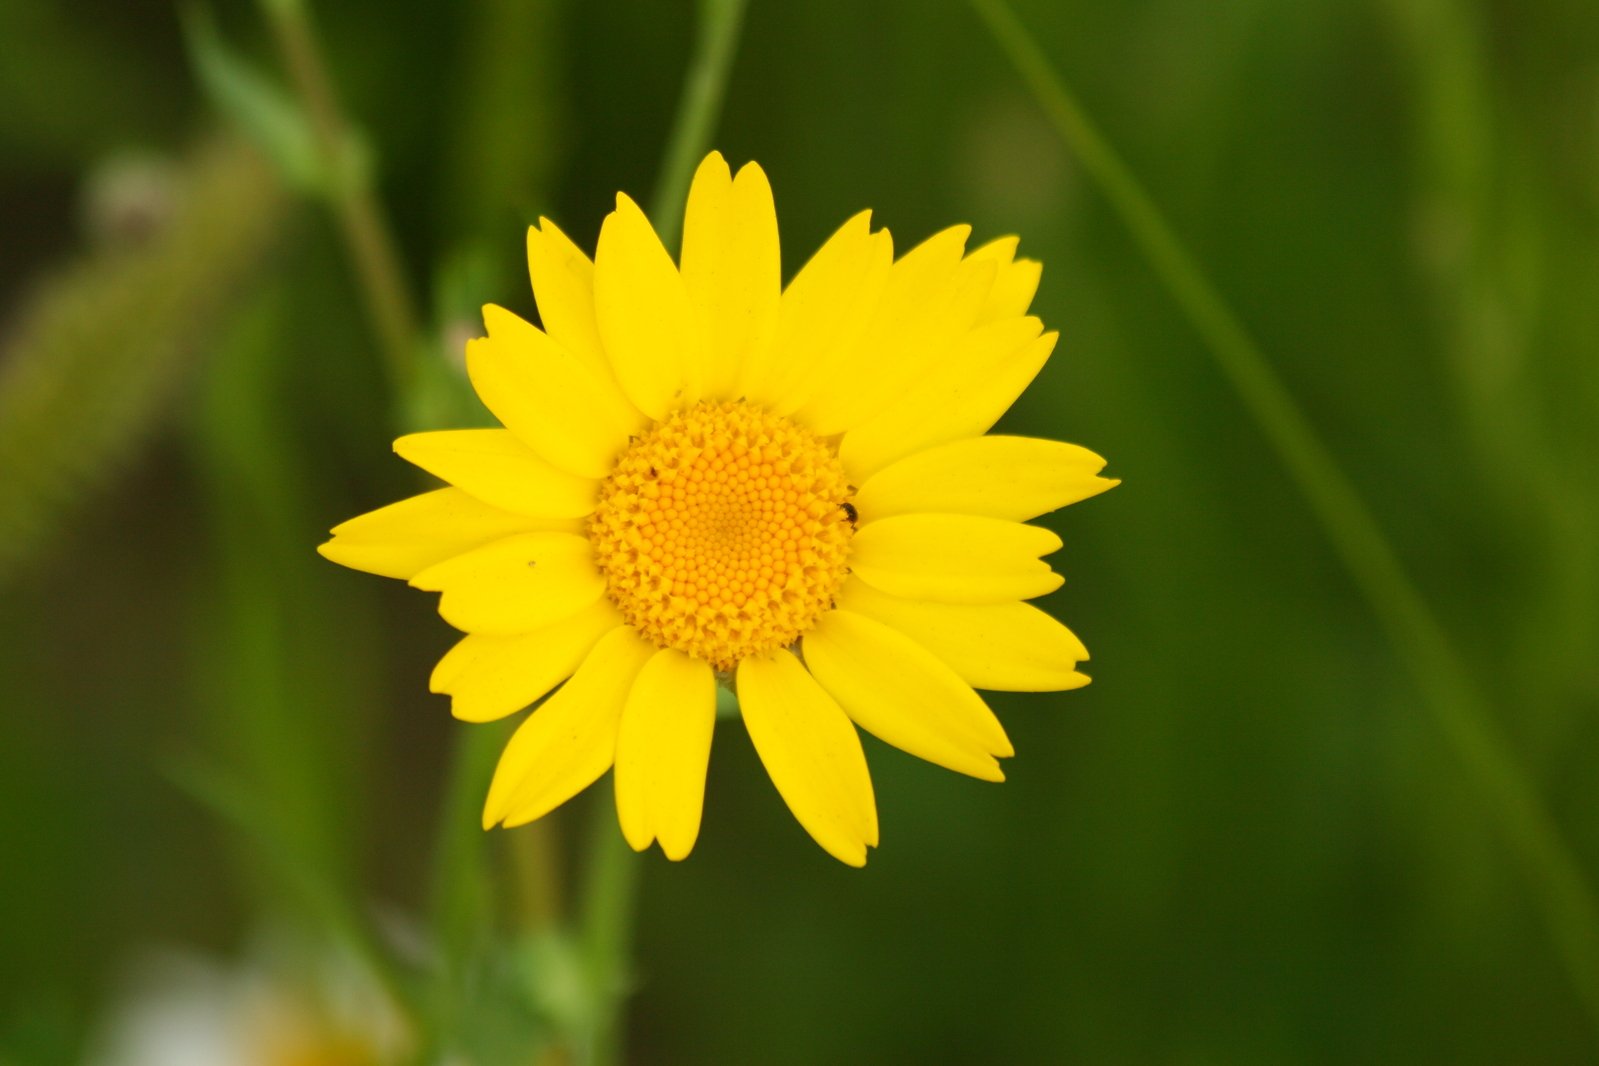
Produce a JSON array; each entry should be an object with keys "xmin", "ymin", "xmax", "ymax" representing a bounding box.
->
[
  {"xmin": 648, "ymin": 0, "xmax": 751, "ymax": 250},
  {"xmin": 970, "ymin": 0, "xmax": 1599, "ymax": 1037}
]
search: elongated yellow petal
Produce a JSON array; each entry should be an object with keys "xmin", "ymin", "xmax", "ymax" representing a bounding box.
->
[
  {"xmin": 850, "ymin": 513, "xmax": 1062, "ymax": 603},
  {"xmin": 838, "ymin": 317, "xmax": 1053, "ymax": 482},
  {"xmin": 798, "ymin": 225, "xmax": 995, "ymax": 435},
  {"xmin": 803, "ymin": 609, "xmax": 1011, "ymax": 780},
  {"xmin": 737, "ymin": 651, "xmax": 878, "ymax": 866},
  {"xmin": 594, "ymin": 192, "xmax": 699, "ymax": 419},
  {"xmin": 853, "ymin": 435, "xmax": 1116, "ymax": 522},
  {"xmin": 393, "ymin": 429, "xmax": 599, "ymax": 518},
  {"xmin": 525, "ymin": 218, "xmax": 614, "ymax": 384},
  {"xmin": 681, "ymin": 153, "xmax": 780, "ymax": 401},
  {"xmin": 745, "ymin": 211, "xmax": 892, "ymax": 411},
  {"xmin": 966, "ymin": 236, "xmax": 1042, "ymax": 323},
  {"xmin": 429, "ymin": 599, "xmax": 625, "ymax": 722},
  {"xmin": 409, "ymin": 532, "xmax": 605, "ymax": 635},
  {"xmin": 317, "ymin": 488, "xmax": 570, "ymax": 580},
  {"xmin": 470, "ymin": 306, "xmax": 643, "ymax": 478},
  {"xmin": 484, "ymin": 625, "xmax": 656, "ymax": 829},
  {"xmin": 838, "ymin": 578, "xmax": 1090, "ymax": 692},
  {"xmin": 613, "ymin": 648, "xmax": 717, "ymax": 860}
]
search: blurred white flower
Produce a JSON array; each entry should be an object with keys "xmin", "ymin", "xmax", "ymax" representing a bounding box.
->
[{"xmin": 84, "ymin": 934, "xmax": 408, "ymax": 1066}]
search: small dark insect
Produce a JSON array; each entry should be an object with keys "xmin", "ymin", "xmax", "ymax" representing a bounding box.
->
[
  {"xmin": 648, "ymin": 466, "xmax": 658, "ymax": 478},
  {"xmin": 841, "ymin": 501, "xmax": 858, "ymax": 526}
]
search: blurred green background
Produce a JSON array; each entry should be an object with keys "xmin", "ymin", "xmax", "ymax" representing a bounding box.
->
[{"xmin": 3, "ymin": 0, "xmax": 1598, "ymax": 1062}]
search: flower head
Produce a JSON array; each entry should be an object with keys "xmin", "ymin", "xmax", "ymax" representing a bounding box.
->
[{"xmin": 319, "ymin": 152, "xmax": 1116, "ymax": 864}]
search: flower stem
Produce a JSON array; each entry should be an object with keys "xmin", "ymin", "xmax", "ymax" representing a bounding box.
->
[
  {"xmin": 577, "ymin": 806, "xmax": 642, "ymax": 1066},
  {"xmin": 969, "ymin": 0, "xmax": 1599, "ymax": 1039},
  {"xmin": 576, "ymin": 3, "xmax": 749, "ymax": 1063},
  {"xmin": 258, "ymin": 0, "xmax": 421, "ymax": 396}
]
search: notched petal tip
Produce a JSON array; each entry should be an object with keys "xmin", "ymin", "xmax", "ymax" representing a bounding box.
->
[
  {"xmin": 971, "ymin": 234, "xmax": 1021, "ymax": 261},
  {"xmin": 1082, "ymin": 477, "xmax": 1121, "ymax": 504},
  {"xmin": 1030, "ymin": 524, "xmax": 1065, "ymax": 556},
  {"xmin": 693, "ymin": 149, "xmax": 732, "ymax": 182},
  {"xmin": 621, "ymin": 824, "xmax": 654, "ymax": 854},
  {"xmin": 732, "ymin": 158, "xmax": 771, "ymax": 189},
  {"xmin": 831, "ymin": 842, "xmax": 869, "ymax": 868},
  {"xmin": 390, "ymin": 433, "xmax": 431, "ymax": 462},
  {"xmin": 973, "ymin": 757, "xmax": 1007, "ymax": 783},
  {"xmin": 661, "ymin": 837, "xmax": 697, "ymax": 862},
  {"xmin": 838, "ymin": 208, "xmax": 875, "ymax": 238},
  {"xmin": 612, "ymin": 190, "xmax": 648, "ymax": 219},
  {"xmin": 447, "ymin": 697, "xmax": 482, "ymax": 721}
]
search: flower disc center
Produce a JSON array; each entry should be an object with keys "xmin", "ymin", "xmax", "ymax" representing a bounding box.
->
[{"xmin": 589, "ymin": 400, "xmax": 854, "ymax": 671}]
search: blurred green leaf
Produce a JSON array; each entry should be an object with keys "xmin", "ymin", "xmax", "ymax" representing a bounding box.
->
[{"xmin": 179, "ymin": 4, "xmax": 365, "ymax": 196}]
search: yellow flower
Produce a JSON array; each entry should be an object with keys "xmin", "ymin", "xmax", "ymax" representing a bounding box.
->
[{"xmin": 319, "ymin": 152, "xmax": 1116, "ymax": 865}]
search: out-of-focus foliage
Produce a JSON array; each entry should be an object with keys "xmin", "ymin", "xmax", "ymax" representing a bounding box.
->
[
  {"xmin": 0, "ymin": 139, "xmax": 288, "ymax": 584},
  {"xmin": 2, "ymin": 0, "xmax": 1598, "ymax": 1063}
]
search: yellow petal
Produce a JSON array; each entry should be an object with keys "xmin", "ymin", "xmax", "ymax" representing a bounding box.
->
[
  {"xmin": 736, "ymin": 651, "xmax": 878, "ymax": 866},
  {"xmin": 850, "ymin": 513, "xmax": 1062, "ymax": 603},
  {"xmin": 681, "ymin": 153, "xmax": 780, "ymax": 401},
  {"xmin": 838, "ymin": 577, "xmax": 1090, "ymax": 692},
  {"xmin": 593, "ymin": 192, "xmax": 699, "ymax": 419},
  {"xmin": 613, "ymin": 648, "xmax": 717, "ymax": 860},
  {"xmin": 967, "ymin": 235, "xmax": 1017, "ymax": 267},
  {"xmin": 744, "ymin": 211, "xmax": 892, "ymax": 412},
  {"xmin": 484, "ymin": 625, "xmax": 656, "ymax": 829},
  {"xmin": 317, "ymin": 488, "xmax": 568, "ymax": 580},
  {"xmin": 409, "ymin": 532, "xmax": 606, "ymax": 635},
  {"xmin": 853, "ymin": 435, "xmax": 1116, "ymax": 522},
  {"xmin": 429, "ymin": 599, "xmax": 625, "ymax": 722},
  {"xmin": 393, "ymin": 429, "xmax": 599, "ymax": 518},
  {"xmin": 525, "ymin": 218, "xmax": 615, "ymax": 384},
  {"xmin": 470, "ymin": 306, "xmax": 643, "ymax": 478},
  {"xmin": 803, "ymin": 609, "xmax": 1011, "ymax": 780},
  {"xmin": 966, "ymin": 236, "xmax": 1042, "ymax": 323},
  {"xmin": 797, "ymin": 225, "xmax": 995, "ymax": 435},
  {"xmin": 838, "ymin": 317, "xmax": 1055, "ymax": 483}
]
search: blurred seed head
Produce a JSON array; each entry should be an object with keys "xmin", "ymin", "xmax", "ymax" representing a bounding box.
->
[{"xmin": 80, "ymin": 150, "xmax": 182, "ymax": 248}]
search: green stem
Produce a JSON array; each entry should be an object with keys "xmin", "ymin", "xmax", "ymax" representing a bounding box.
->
[
  {"xmin": 258, "ymin": 0, "xmax": 421, "ymax": 396},
  {"xmin": 423, "ymin": 723, "xmax": 507, "ymax": 1051},
  {"xmin": 649, "ymin": 0, "xmax": 751, "ymax": 249},
  {"xmin": 510, "ymin": 818, "xmax": 565, "ymax": 935},
  {"xmin": 969, "ymin": 0, "xmax": 1599, "ymax": 1038},
  {"xmin": 578, "ymin": 807, "xmax": 643, "ymax": 1066},
  {"xmin": 576, "ymin": 3, "xmax": 750, "ymax": 1063}
]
